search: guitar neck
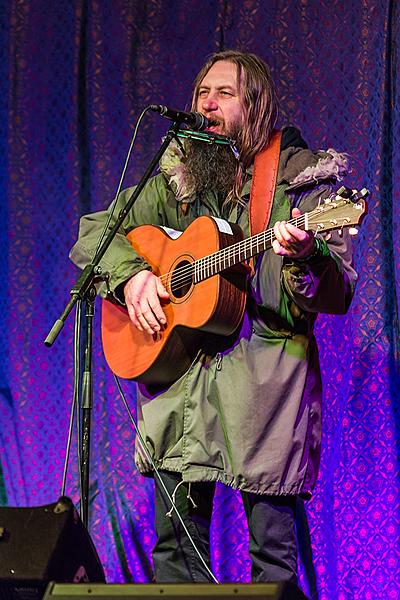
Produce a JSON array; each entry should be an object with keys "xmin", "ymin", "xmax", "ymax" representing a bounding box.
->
[
  {"xmin": 164, "ymin": 188, "xmax": 367, "ymax": 287},
  {"xmin": 194, "ymin": 213, "xmax": 309, "ymax": 283}
]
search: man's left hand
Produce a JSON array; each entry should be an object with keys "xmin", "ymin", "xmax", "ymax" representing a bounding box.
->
[{"xmin": 272, "ymin": 207, "xmax": 316, "ymax": 260}]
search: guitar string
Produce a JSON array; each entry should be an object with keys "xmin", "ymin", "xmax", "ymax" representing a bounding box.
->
[
  {"xmin": 158, "ymin": 201, "xmax": 352, "ymax": 292},
  {"xmin": 159, "ymin": 213, "xmax": 311, "ymax": 291},
  {"xmin": 158, "ymin": 213, "xmax": 311, "ymax": 291}
]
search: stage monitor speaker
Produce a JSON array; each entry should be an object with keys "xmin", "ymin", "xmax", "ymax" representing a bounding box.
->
[
  {"xmin": 43, "ymin": 583, "xmax": 308, "ymax": 600},
  {"xmin": 0, "ymin": 497, "xmax": 105, "ymax": 600}
]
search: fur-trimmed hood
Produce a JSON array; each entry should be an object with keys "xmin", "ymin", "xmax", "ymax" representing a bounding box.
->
[
  {"xmin": 159, "ymin": 139, "xmax": 193, "ymax": 201},
  {"xmin": 159, "ymin": 126, "xmax": 350, "ymax": 200},
  {"xmin": 279, "ymin": 147, "xmax": 349, "ymax": 191},
  {"xmin": 276, "ymin": 126, "xmax": 349, "ymax": 190}
]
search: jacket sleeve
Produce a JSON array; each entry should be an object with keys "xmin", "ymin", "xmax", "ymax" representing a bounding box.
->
[
  {"xmin": 281, "ymin": 183, "xmax": 358, "ymax": 315},
  {"xmin": 69, "ymin": 174, "xmax": 169, "ymax": 302}
]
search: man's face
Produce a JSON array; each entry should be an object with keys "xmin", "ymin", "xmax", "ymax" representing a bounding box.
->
[{"xmin": 196, "ymin": 60, "xmax": 244, "ymax": 137}]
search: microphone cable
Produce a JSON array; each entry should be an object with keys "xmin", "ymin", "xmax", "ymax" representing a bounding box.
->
[
  {"xmin": 113, "ymin": 373, "xmax": 219, "ymax": 584},
  {"xmin": 72, "ymin": 105, "xmax": 220, "ymax": 581},
  {"xmin": 93, "ymin": 106, "xmax": 152, "ymax": 258}
]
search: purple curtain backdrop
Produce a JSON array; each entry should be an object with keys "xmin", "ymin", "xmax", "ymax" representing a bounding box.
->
[{"xmin": 1, "ymin": 1, "xmax": 399, "ymax": 598}]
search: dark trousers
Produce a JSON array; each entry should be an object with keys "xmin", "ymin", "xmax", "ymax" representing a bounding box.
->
[{"xmin": 153, "ymin": 470, "xmax": 298, "ymax": 584}]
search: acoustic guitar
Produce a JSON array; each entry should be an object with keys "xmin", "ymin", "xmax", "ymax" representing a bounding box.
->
[{"xmin": 102, "ymin": 187, "xmax": 368, "ymax": 385}]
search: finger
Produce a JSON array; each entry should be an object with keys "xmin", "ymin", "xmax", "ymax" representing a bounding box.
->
[
  {"xmin": 280, "ymin": 223, "xmax": 294, "ymax": 244},
  {"xmin": 143, "ymin": 280, "xmax": 168, "ymax": 325},
  {"xmin": 156, "ymin": 279, "xmax": 170, "ymax": 299},
  {"xmin": 136, "ymin": 313, "xmax": 155, "ymax": 335},
  {"xmin": 274, "ymin": 221, "xmax": 285, "ymax": 246},
  {"xmin": 126, "ymin": 303, "xmax": 143, "ymax": 331},
  {"xmin": 272, "ymin": 239, "xmax": 288, "ymax": 256},
  {"xmin": 276, "ymin": 221, "xmax": 295, "ymax": 246},
  {"xmin": 285, "ymin": 221, "xmax": 309, "ymax": 242},
  {"xmin": 138, "ymin": 301, "xmax": 162, "ymax": 333},
  {"xmin": 272, "ymin": 237, "xmax": 301, "ymax": 257},
  {"xmin": 149, "ymin": 297, "xmax": 167, "ymax": 325}
]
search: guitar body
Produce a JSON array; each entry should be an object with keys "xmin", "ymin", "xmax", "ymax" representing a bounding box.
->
[
  {"xmin": 101, "ymin": 188, "xmax": 369, "ymax": 384},
  {"xmin": 101, "ymin": 216, "xmax": 247, "ymax": 384}
]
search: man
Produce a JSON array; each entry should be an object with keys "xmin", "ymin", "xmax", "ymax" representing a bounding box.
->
[{"xmin": 70, "ymin": 50, "xmax": 356, "ymax": 585}]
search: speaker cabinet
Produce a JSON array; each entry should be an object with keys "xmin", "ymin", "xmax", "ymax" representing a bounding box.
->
[
  {"xmin": 43, "ymin": 583, "xmax": 308, "ymax": 600},
  {"xmin": 0, "ymin": 497, "xmax": 105, "ymax": 600}
]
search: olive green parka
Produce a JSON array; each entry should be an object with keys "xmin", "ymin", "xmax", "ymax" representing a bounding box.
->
[{"xmin": 70, "ymin": 128, "xmax": 357, "ymax": 497}]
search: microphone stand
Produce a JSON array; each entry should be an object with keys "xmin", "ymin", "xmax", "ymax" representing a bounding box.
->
[{"xmin": 44, "ymin": 120, "xmax": 182, "ymax": 528}]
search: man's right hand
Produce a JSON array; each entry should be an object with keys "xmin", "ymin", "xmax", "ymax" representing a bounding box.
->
[{"xmin": 124, "ymin": 270, "xmax": 170, "ymax": 334}]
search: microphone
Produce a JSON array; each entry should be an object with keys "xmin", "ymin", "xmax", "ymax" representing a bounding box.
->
[{"xmin": 149, "ymin": 104, "xmax": 215, "ymax": 131}]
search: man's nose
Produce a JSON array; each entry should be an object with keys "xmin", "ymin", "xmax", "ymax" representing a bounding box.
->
[{"xmin": 201, "ymin": 97, "xmax": 218, "ymax": 112}]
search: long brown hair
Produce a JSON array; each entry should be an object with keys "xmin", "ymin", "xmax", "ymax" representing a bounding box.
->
[{"xmin": 191, "ymin": 50, "xmax": 279, "ymax": 204}]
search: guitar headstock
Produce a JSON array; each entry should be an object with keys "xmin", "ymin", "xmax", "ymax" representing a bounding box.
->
[{"xmin": 307, "ymin": 186, "xmax": 369, "ymax": 235}]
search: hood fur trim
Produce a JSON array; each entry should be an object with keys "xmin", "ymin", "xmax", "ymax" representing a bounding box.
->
[
  {"xmin": 160, "ymin": 142, "xmax": 350, "ymax": 200},
  {"xmin": 290, "ymin": 148, "xmax": 350, "ymax": 187},
  {"xmin": 159, "ymin": 140, "xmax": 195, "ymax": 202}
]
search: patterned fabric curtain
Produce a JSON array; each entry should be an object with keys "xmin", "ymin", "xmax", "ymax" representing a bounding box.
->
[{"xmin": 0, "ymin": 1, "xmax": 398, "ymax": 598}]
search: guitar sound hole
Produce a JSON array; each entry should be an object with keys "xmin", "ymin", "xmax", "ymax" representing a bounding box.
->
[{"xmin": 170, "ymin": 260, "xmax": 193, "ymax": 299}]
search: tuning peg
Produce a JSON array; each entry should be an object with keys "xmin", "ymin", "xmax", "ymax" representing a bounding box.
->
[
  {"xmin": 336, "ymin": 186, "xmax": 369, "ymax": 203},
  {"xmin": 350, "ymin": 188, "xmax": 369, "ymax": 202},
  {"xmin": 336, "ymin": 185, "xmax": 352, "ymax": 199},
  {"xmin": 349, "ymin": 227, "xmax": 359, "ymax": 236}
]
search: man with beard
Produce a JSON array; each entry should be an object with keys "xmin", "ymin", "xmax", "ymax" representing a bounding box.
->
[{"xmin": 70, "ymin": 50, "xmax": 357, "ymax": 585}]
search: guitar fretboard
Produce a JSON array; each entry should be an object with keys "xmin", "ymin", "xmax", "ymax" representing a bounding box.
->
[
  {"xmin": 193, "ymin": 214, "xmax": 309, "ymax": 283},
  {"xmin": 163, "ymin": 192, "xmax": 367, "ymax": 294}
]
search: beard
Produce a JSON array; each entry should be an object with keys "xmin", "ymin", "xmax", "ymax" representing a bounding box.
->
[{"xmin": 184, "ymin": 129, "xmax": 240, "ymax": 198}]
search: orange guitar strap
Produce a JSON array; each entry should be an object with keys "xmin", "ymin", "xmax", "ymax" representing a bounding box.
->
[
  {"xmin": 249, "ymin": 128, "xmax": 282, "ymax": 236},
  {"xmin": 248, "ymin": 129, "xmax": 282, "ymax": 274}
]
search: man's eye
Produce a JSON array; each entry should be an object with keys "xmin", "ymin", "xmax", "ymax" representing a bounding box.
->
[{"xmin": 220, "ymin": 91, "xmax": 233, "ymax": 97}]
